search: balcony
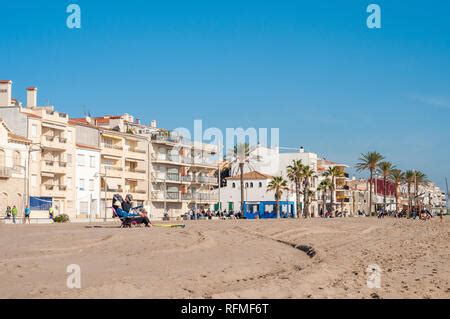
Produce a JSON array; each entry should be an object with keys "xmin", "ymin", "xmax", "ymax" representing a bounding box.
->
[
  {"xmin": 128, "ymin": 189, "xmax": 147, "ymax": 201},
  {"xmin": 101, "ymin": 143, "xmax": 123, "ymax": 157},
  {"xmin": 181, "ymin": 192, "xmax": 218, "ymax": 202},
  {"xmin": 41, "ymin": 109, "xmax": 69, "ymax": 124},
  {"xmin": 41, "ymin": 184, "xmax": 67, "ymax": 198},
  {"xmin": 125, "ymin": 167, "xmax": 147, "ymax": 180},
  {"xmin": 103, "ymin": 166, "xmax": 123, "ymax": 178},
  {"xmin": 0, "ymin": 167, "xmax": 12, "ymax": 179},
  {"xmin": 196, "ymin": 176, "xmax": 217, "ymax": 184},
  {"xmin": 125, "ymin": 145, "xmax": 146, "ymax": 160},
  {"xmin": 151, "ymin": 154, "xmax": 182, "ymax": 165},
  {"xmin": 150, "ymin": 191, "xmax": 180, "ymax": 201},
  {"xmin": 41, "ymin": 160, "xmax": 67, "ymax": 175},
  {"xmin": 151, "ymin": 134, "xmax": 184, "ymax": 146},
  {"xmin": 41, "ymin": 135, "xmax": 67, "ymax": 150},
  {"xmin": 192, "ymin": 157, "xmax": 217, "ymax": 168}
]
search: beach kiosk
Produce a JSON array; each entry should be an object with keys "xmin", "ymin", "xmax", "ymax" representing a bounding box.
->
[{"xmin": 243, "ymin": 201, "xmax": 296, "ymax": 219}]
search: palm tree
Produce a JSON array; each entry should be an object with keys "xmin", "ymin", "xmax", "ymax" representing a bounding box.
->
[
  {"xmin": 228, "ymin": 143, "xmax": 258, "ymax": 214},
  {"xmin": 404, "ymin": 170, "xmax": 415, "ymax": 217},
  {"xmin": 318, "ymin": 178, "xmax": 332, "ymax": 215},
  {"xmin": 389, "ymin": 169, "xmax": 404, "ymax": 212},
  {"xmin": 287, "ymin": 160, "xmax": 304, "ymax": 218},
  {"xmin": 378, "ymin": 161, "xmax": 395, "ymax": 212},
  {"xmin": 323, "ymin": 166, "xmax": 344, "ymax": 213},
  {"xmin": 413, "ymin": 170, "xmax": 428, "ymax": 211},
  {"xmin": 355, "ymin": 151, "xmax": 384, "ymax": 216},
  {"xmin": 267, "ymin": 176, "xmax": 289, "ymax": 219},
  {"xmin": 302, "ymin": 165, "xmax": 316, "ymax": 218}
]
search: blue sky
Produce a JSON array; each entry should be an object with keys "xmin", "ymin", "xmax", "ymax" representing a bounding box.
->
[{"xmin": 1, "ymin": 0, "xmax": 449, "ymax": 189}]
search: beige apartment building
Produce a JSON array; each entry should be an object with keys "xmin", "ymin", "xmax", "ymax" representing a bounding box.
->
[
  {"xmin": 0, "ymin": 81, "xmax": 77, "ymax": 218},
  {"xmin": 0, "ymin": 118, "xmax": 31, "ymax": 218},
  {"xmin": 73, "ymin": 114, "xmax": 219, "ymax": 219},
  {"xmin": 71, "ymin": 116, "xmax": 149, "ymax": 217}
]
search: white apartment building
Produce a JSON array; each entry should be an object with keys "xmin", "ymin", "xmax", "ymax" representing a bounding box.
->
[{"xmin": 75, "ymin": 145, "xmax": 101, "ymax": 219}]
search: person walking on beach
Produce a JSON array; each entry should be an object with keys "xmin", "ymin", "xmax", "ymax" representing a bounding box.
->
[
  {"xmin": 5, "ymin": 206, "xmax": 11, "ymax": 219},
  {"xmin": 11, "ymin": 205, "xmax": 18, "ymax": 224},
  {"xmin": 24, "ymin": 206, "xmax": 31, "ymax": 224}
]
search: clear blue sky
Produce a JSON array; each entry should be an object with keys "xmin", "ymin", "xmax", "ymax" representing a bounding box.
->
[{"xmin": 1, "ymin": 0, "xmax": 449, "ymax": 189}]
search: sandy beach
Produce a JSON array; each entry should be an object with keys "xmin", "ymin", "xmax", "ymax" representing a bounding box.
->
[{"xmin": 0, "ymin": 217, "xmax": 449, "ymax": 299}]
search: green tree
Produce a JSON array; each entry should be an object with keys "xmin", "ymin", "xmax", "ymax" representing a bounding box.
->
[
  {"xmin": 267, "ymin": 176, "xmax": 289, "ymax": 219},
  {"xmin": 323, "ymin": 166, "xmax": 344, "ymax": 213},
  {"xmin": 389, "ymin": 169, "xmax": 404, "ymax": 212},
  {"xmin": 287, "ymin": 160, "xmax": 304, "ymax": 218},
  {"xmin": 355, "ymin": 151, "xmax": 384, "ymax": 216},
  {"xmin": 302, "ymin": 165, "xmax": 316, "ymax": 218},
  {"xmin": 318, "ymin": 178, "xmax": 333, "ymax": 214}
]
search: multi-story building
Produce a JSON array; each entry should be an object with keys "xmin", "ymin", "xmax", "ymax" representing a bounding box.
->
[
  {"xmin": 317, "ymin": 159, "xmax": 352, "ymax": 213},
  {"xmin": 0, "ymin": 81, "xmax": 77, "ymax": 218},
  {"xmin": 0, "ymin": 118, "xmax": 30, "ymax": 218},
  {"xmin": 70, "ymin": 121, "xmax": 102, "ymax": 220},
  {"xmin": 72, "ymin": 114, "xmax": 219, "ymax": 219},
  {"xmin": 71, "ymin": 116, "xmax": 149, "ymax": 218}
]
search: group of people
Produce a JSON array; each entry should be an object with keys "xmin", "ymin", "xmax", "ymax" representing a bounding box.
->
[
  {"xmin": 183, "ymin": 209, "xmax": 244, "ymax": 220},
  {"xmin": 112, "ymin": 194, "xmax": 152, "ymax": 227},
  {"xmin": 3, "ymin": 205, "xmax": 31, "ymax": 224}
]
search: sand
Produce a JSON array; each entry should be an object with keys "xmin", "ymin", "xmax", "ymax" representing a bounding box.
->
[{"xmin": 0, "ymin": 217, "xmax": 449, "ymax": 299}]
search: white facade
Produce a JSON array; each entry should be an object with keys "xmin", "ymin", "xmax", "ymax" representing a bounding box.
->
[
  {"xmin": 214, "ymin": 171, "xmax": 296, "ymax": 212},
  {"xmin": 75, "ymin": 147, "xmax": 101, "ymax": 219},
  {"xmin": 0, "ymin": 120, "xmax": 29, "ymax": 217}
]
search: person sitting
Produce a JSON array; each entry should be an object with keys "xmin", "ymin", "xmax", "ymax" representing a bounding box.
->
[{"xmin": 113, "ymin": 200, "xmax": 151, "ymax": 227}]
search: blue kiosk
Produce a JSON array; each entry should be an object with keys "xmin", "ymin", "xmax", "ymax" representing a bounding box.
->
[{"xmin": 243, "ymin": 201, "xmax": 296, "ymax": 219}]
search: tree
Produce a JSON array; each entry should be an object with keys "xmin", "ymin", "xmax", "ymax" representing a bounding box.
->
[
  {"xmin": 323, "ymin": 166, "xmax": 344, "ymax": 214},
  {"xmin": 355, "ymin": 151, "xmax": 384, "ymax": 216},
  {"xmin": 389, "ymin": 169, "xmax": 404, "ymax": 212},
  {"xmin": 413, "ymin": 170, "xmax": 428, "ymax": 211},
  {"xmin": 377, "ymin": 161, "xmax": 395, "ymax": 212},
  {"xmin": 404, "ymin": 170, "xmax": 415, "ymax": 217},
  {"xmin": 228, "ymin": 143, "xmax": 259, "ymax": 215},
  {"xmin": 302, "ymin": 165, "xmax": 316, "ymax": 218},
  {"xmin": 287, "ymin": 160, "xmax": 304, "ymax": 218},
  {"xmin": 318, "ymin": 178, "xmax": 332, "ymax": 215},
  {"xmin": 267, "ymin": 176, "xmax": 289, "ymax": 219}
]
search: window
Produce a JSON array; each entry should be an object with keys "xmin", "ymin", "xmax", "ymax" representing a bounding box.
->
[
  {"xmin": 79, "ymin": 201, "xmax": 89, "ymax": 215},
  {"xmin": 250, "ymin": 182, "xmax": 254, "ymax": 188},
  {"xmin": 89, "ymin": 179, "xmax": 94, "ymax": 191},
  {"xmin": 13, "ymin": 151, "xmax": 21, "ymax": 167},
  {"xmin": 67, "ymin": 177, "xmax": 72, "ymax": 188},
  {"xmin": 232, "ymin": 183, "xmax": 236, "ymax": 188},
  {"xmin": 0, "ymin": 149, "xmax": 4, "ymax": 167},
  {"xmin": 77, "ymin": 154, "xmax": 85, "ymax": 166},
  {"xmin": 79, "ymin": 179, "xmax": 85, "ymax": 191},
  {"xmin": 31, "ymin": 175, "xmax": 37, "ymax": 187},
  {"xmin": 31, "ymin": 124, "xmax": 38, "ymax": 137},
  {"xmin": 89, "ymin": 156, "xmax": 95, "ymax": 168},
  {"xmin": 259, "ymin": 182, "xmax": 263, "ymax": 188},
  {"xmin": 245, "ymin": 182, "xmax": 249, "ymax": 188}
]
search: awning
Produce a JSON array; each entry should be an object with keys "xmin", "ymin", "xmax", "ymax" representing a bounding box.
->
[
  {"xmin": 101, "ymin": 133, "xmax": 122, "ymax": 140},
  {"xmin": 102, "ymin": 154, "xmax": 121, "ymax": 160},
  {"xmin": 42, "ymin": 122, "xmax": 65, "ymax": 130}
]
